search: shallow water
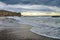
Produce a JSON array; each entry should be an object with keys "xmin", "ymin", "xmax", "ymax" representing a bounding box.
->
[{"xmin": 4, "ymin": 16, "xmax": 60, "ymax": 28}]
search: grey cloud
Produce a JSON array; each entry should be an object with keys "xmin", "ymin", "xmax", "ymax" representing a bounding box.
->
[
  {"xmin": 0, "ymin": 0, "xmax": 60, "ymax": 7},
  {"xmin": 0, "ymin": 2, "xmax": 58, "ymax": 12}
]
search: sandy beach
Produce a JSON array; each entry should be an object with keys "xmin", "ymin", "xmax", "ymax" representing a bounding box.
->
[{"xmin": 0, "ymin": 17, "xmax": 57, "ymax": 40}]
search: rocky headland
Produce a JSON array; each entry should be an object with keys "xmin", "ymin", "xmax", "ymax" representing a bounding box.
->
[{"xmin": 0, "ymin": 10, "xmax": 21, "ymax": 17}]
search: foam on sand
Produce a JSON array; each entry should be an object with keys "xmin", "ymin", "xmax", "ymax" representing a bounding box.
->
[
  {"xmin": 30, "ymin": 24, "xmax": 60, "ymax": 39},
  {"xmin": 0, "ymin": 17, "xmax": 20, "ymax": 29}
]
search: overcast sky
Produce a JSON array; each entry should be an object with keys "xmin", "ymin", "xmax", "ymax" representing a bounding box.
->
[{"xmin": 0, "ymin": 0, "xmax": 59, "ymax": 12}]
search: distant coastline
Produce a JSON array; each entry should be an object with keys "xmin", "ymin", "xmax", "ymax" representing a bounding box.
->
[{"xmin": 0, "ymin": 10, "xmax": 21, "ymax": 17}]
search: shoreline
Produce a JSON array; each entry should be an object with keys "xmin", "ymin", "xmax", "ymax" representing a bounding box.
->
[{"xmin": 0, "ymin": 17, "xmax": 56, "ymax": 40}]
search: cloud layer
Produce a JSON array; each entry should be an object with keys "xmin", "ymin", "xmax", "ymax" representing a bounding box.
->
[
  {"xmin": 0, "ymin": 2, "xmax": 59, "ymax": 12},
  {"xmin": 0, "ymin": 0, "xmax": 60, "ymax": 7}
]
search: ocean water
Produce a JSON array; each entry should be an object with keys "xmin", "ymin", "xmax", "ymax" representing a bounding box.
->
[
  {"xmin": 6, "ymin": 16, "xmax": 60, "ymax": 27},
  {"xmin": 19, "ymin": 16, "xmax": 60, "ymax": 27},
  {"xmin": 6, "ymin": 16, "xmax": 60, "ymax": 39}
]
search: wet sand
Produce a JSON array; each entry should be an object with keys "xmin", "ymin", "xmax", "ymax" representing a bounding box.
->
[
  {"xmin": 0, "ymin": 18, "xmax": 58, "ymax": 40},
  {"xmin": 0, "ymin": 24, "xmax": 57, "ymax": 40}
]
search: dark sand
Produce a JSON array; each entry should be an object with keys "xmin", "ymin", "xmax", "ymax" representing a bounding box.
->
[{"xmin": 0, "ymin": 24, "xmax": 58, "ymax": 40}]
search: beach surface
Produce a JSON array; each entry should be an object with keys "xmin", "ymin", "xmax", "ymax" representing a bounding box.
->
[{"xmin": 0, "ymin": 17, "xmax": 56, "ymax": 40}]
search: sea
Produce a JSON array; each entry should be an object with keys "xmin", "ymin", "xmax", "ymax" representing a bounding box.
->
[
  {"xmin": 13, "ymin": 16, "xmax": 60, "ymax": 27},
  {"xmin": 6, "ymin": 16, "xmax": 60, "ymax": 39}
]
